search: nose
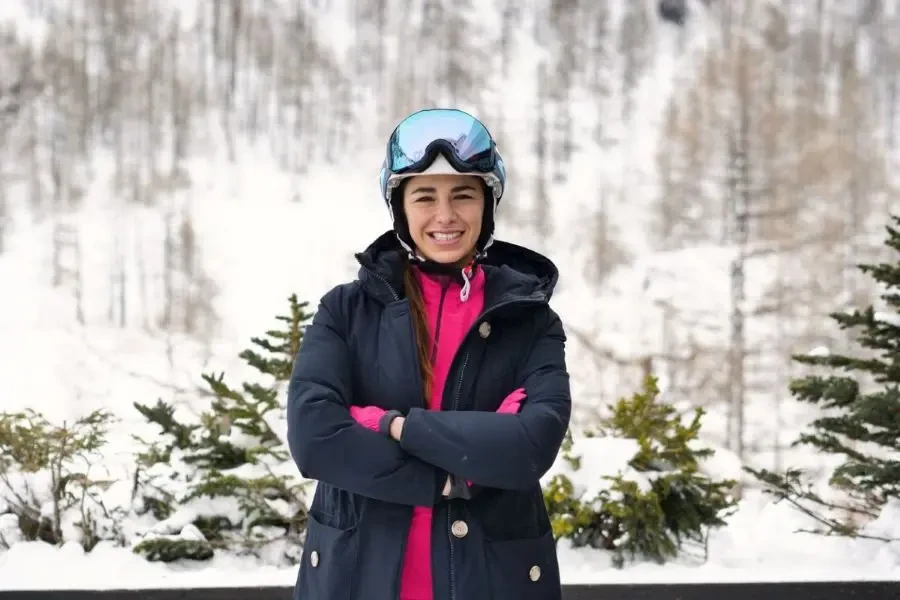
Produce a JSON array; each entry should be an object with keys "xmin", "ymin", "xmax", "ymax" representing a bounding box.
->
[{"xmin": 434, "ymin": 196, "xmax": 456, "ymax": 224}]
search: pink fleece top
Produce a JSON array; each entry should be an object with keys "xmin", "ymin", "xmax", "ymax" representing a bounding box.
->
[{"xmin": 399, "ymin": 266, "xmax": 486, "ymax": 600}]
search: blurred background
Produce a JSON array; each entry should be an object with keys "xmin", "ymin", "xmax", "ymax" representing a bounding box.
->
[{"xmin": 0, "ymin": 0, "xmax": 897, "ymax": 528}]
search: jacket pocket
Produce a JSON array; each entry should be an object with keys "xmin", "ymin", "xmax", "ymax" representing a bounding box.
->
[
  {"xmin": 297, "ymin": 513, "xmax": 360, "ymax": 600},
  {"xmin": 484, "ymin": 530, "xmax": 561, "ymax": 600}
]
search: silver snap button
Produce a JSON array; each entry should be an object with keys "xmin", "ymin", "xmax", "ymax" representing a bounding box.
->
[
  {"xmin": 309, "ymin": 550, "xmax": 319, "ymax": 567},
  {"xmin": 529, "ymin": 565, "xmax": 541, "ymax": 581},
  {"xmin": 451, "ymin": 519, "xmax": 469, "ymax": 538},
  {"xmin": 478, "ymin": 322, "xmax": 491, "ymax": 338}
]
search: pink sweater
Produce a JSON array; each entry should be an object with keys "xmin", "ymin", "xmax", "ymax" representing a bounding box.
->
[{"xmin": 399, "ymin": 266, "xmax": 486, "ymax": 600}]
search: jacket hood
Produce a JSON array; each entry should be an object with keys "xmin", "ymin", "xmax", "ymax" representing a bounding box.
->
[{"xmin": 354, "ymin": 230, "xmax": 560, "ymax": 306}]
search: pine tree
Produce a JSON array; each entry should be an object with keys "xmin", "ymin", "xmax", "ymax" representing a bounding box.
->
[
  {"xmin": 132, "ymin": 294, "xmax": 315, "ymax": 562},
  {"xmin": 746, "ymin": 214, "xmax": 900, "ymax": 540},
  {"xmin": 544, "ymin": 376, "xmax": 738, "ymax": 567}
]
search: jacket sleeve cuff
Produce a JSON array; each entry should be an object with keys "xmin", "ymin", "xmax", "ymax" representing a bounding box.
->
[
  {"xmin": 378, "ymin": 410, "xmax": 404, "ymax": 437},
  {"xmin": 397, "ymin": 407, "xmax": 425, "ymax": 451}
]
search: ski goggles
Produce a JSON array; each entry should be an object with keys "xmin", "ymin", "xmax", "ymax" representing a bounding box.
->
[{"xmin": 379, "ymin": 108, "xmax": 506, "ymax": 201}]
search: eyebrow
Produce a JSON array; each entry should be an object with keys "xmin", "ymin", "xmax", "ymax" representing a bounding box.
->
[{"xmin": 410, "ymin": 185, "xmax": 477, "ymax": 194}]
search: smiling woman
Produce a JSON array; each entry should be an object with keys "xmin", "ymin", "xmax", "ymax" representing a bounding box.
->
[{"xmin": 287, "ymin": 108, "xmax": 570, "ymax": 600}]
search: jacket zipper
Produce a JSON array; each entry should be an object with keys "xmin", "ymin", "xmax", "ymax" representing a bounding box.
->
[
  {"xmin": 393, "ymin": 533, "xmax": 408, "ymax": 600},
  {"xmin": 451, "ymin": 352, "xmax": 470, "ymax": 412},
  {"xmin": 441, "ymin": 298, "xmax": 543, "ymax": 600},
  {"xmin": 364, "ymin": 267, "xmax": 400, "ymax": 302},
  {"xmin": 425, "ymin": 278, "xmax": 456, "ymax": 600},
  {"xmin": 440, "ymin": 296, "xmax": 544, "ymax": 410},
  {"xmin": 446, "ymin": 350, "xmax": 469, "ymax": 600},
  {"xmin": 446, "ymin": 508, "xmax": 456, "ymax": 600}
]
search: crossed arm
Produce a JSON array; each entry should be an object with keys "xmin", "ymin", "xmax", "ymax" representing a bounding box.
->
[{"xmin": 286, "ymin": 288, "xmax": 571, "ymax": 504}]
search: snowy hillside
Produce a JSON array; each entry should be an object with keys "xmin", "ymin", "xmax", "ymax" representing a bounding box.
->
[{"xmin": 2, "ymin": 0, "xmax": 900, "ymax": 588}]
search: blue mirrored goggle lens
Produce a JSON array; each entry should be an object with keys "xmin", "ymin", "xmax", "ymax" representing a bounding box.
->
[{"xmin": 389, "ymin": 110, "xmax": 494, "ymax": 172}]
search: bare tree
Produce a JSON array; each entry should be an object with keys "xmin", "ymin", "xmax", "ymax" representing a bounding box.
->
[
  {"xmin": 619, "ymin": 1, "xmax": 652, "ymax": 122},
  {"xmin": 6, "ymin": 0, "xmax": 899, "ymax": 484},
  {"xmin": 654, "ymin": 0, "xmax": 894, "ymax": 468},
  {"xmin": 0, "ymin": 29, "xmax": 30, "ymax": 254}
]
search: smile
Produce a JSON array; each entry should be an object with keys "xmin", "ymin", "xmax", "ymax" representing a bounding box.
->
[{"xmin": 428, "ymin": 232, "xmax": 463, "ymax": 243}]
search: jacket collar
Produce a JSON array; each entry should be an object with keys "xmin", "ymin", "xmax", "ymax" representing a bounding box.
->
[{"xmin": 354, "ymin": 230, "xmax": 559, "ymax": 308}]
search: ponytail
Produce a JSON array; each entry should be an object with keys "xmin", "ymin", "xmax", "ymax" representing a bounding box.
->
[{"xmin": 404, "ymin": 259, "xmax": 433, "ymax": 401}]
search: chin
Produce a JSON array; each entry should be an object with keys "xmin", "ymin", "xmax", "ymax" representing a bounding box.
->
[
  {"xmin": 423, "ymin": 247, "xmax": 469, "ymax": 264},
  {"xmin": 418, "ymin": 240, "xmax": 475, "ymax": 265}
]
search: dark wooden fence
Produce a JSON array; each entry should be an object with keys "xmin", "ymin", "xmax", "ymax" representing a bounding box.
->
[{"xmin": 2, "ymin": 581, "xmax": 898, "ymax": 600}]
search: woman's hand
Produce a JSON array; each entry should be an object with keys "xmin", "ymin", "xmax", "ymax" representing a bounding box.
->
[
  {"xmin": 389, "ymin": 416, "xmax": 405, "ymax": 441},
  {"xmin": 496, "ymin": 387, "xmax": 526, "ymax": 414},
  {"xmin": 350, "ymin": 405, "xmax": 407, "ymax": 444},
  {"xmin": 349, "ymin": 405, "xmax": 386, "ymax": 432}
]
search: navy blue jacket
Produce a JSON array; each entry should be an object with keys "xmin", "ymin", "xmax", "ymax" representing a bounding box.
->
[{"xmin": 287, "ymin": 231, "xmax": 571, "ymax": 600}]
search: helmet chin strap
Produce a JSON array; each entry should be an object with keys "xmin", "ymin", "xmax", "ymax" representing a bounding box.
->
[
  {"xmin": 393, "ymin": 231, "xmax": 418, "ymax": 259},
  {"xmin": 395, "ymin": 233, "xmax": 492, "ymax": 262},
  {"xmin": 477, "ymin": 234, "xmax": 494, "ymax": 258}
]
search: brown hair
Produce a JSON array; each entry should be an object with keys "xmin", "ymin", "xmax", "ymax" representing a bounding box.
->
[{"xmin": 404, "ymin": 259, "xmax": 433, "ymax": 401}]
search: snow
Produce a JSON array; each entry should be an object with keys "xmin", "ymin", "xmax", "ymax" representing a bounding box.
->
[
  {"xmin": 808, "ymin": 346, "xmax": 831, "ymax": 357},
  {"xmin": 1, "ymin": 442, "xmax": 898, "ymax": 589},
  {"xmin": 547, "ymin": 437, "xmax": 648, "ymax": 497},
  {"xmin": 2, "ymin": 0, "xmax": 900, "ymax": 590},
  {"xmin": 875, "ymin": 311, "xmax": 900, "ymax": 328}
]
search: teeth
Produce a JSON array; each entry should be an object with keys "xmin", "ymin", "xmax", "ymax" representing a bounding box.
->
[{"xmin": 432, "ymin": 232, "xmax": 462, "ymax": 241}]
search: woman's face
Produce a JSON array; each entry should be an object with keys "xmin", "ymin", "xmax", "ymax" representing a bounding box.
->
[{"xmin": 402, "ymin": 174, "xmax": 485, "ymax": 265}]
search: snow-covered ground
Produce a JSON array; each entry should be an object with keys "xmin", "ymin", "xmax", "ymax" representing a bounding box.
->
[
  {"xmin": 2, "ymin": 424, "xmax": 899, "ymax": 588},
  {"xmin": 3, "ymin": 497, "xmax": 900, "ymax": 589},
  {"xmin": 2, "ymin": 0, "xmax": 900, "ymax": 589},
  {"xmin": 2, "ymin": 454, "xmax": 899, "ymax": 589}
]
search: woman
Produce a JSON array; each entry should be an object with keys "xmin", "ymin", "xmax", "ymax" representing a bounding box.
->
[{"xmin": 287, "ymin": 108, "xmax": 571, "ymax": 600}]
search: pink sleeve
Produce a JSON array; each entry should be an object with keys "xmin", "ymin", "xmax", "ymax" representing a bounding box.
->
[
  {"xmin": 496, "ymin": 387, "xmax": 526, "ymax": 414},
  {"xmin": 349, "ymin": 405, "xmax": 386, "ymax": 432}
]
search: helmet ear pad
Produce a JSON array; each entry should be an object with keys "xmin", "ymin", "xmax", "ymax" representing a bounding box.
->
[
  {"xmin": 475, "ymin": 180, "xmax": 495, "ymax": 253},
  {"xmin": 389, "ymin": 179, "xmax": 495, "ymax": 255},
  {"xmin": 389, "ymin": 179, "xmax": 415, "ymax": 252}
]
